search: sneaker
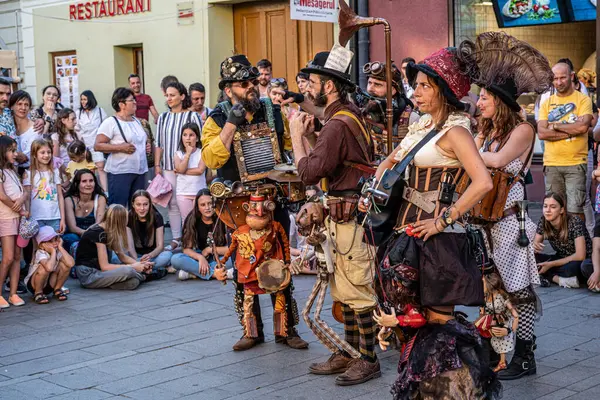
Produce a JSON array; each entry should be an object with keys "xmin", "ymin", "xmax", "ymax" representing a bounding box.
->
[
  {"xmin": 590, "ymin": 286, "xmax": 600, "ymax": 293},
  {"xmin": 61, "ymin": 286, "xmax": 70, "ymax": 295},
  {"xmin": 3, "ymin": 279, "xmax": 27, "ymax": 294},
  {"xmin": 558, "ymin": 276, "xmax": 580, "ymax": 289},
  {"xmin": 8, "ymin": 294, "xmax": 25, "ymax": 306},
  {"xmin": 178, "ymin": 270, "xmax": 191, "ymax": 281},
  {"xmin": 166, "ymin": 266, "xmax": 177, "ymax": 274},
  {"xmin": 0, "ymin": 296, "xmax": 9, "ymax": 309},
  {"xmin": 539, "ymin": 275, "xmax": 551, "ymax": 287}
]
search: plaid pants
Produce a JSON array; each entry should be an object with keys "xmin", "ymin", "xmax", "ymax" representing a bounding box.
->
[{"xmin": 341, "ymin": 303, "xmax": 377, "ymax": 362}]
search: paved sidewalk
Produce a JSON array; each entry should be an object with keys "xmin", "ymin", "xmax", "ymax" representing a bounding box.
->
[{"xmin": 0, "ymin": 205, "xmax": 599, "ymax": 399}]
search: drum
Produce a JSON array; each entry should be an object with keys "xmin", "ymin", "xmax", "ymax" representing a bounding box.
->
[
  {"xmin": 332, "ymin": 301, "xmax": 344, "ymax": 324},
  {"xmin": 256, "ymin": 259, "xmax": 291, "ymax": 294}
]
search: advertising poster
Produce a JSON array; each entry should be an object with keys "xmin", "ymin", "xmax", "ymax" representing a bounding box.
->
[
  {"xmin": 493, "ymin": 0, "xmax": 566, "ymax": 27},
  {"xmin": 565, "ymin": 0, "xmax": 597, "ymax": 22},
  {"xmin": 290, "ymin": 0, "xmax": 338, "ymax": 23},
  {"xmin": 55, "ymin": 54, "xmax": 79, "ymax": 110}
]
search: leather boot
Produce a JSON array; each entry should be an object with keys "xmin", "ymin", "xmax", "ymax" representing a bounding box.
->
[
  {"xmin": 275, "ymin": 328, "xmax": 309, "ymax": 349},
  {"xmin": 232, "ymin": 336, "xmax": 264, "ymax": 351},
  {"xmin": 308, "ymin": 352, "xmax": 352, "ymax": 375},
  {"xmin": 498, "ymin": 336, "xmax": 536, "ymax": 380},
  {"xmin": 335, "ymin": 358, "xmax": 381, "ymax": 386}
]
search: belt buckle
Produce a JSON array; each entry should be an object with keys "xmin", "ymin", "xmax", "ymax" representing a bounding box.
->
[{"xmin": 402, "ymin": 187, "xmax": 436, "ymax": 214}]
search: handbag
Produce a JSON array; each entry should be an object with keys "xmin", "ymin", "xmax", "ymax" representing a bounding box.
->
[
  {"xmin": 474, "ymin": 314, "xmax": 493, "ymax": 338},
  {"xmin": 147, "ymin": 174, "xmax": 173, "ymax": 208},
  {"xmin": 456, "ymin": 126, "xmax": 535, "ymax": 222}
]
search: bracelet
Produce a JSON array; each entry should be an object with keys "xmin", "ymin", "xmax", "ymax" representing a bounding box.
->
[{"xmin": 434, "ymin": 218, "xmax": 443, "ymax": 233}]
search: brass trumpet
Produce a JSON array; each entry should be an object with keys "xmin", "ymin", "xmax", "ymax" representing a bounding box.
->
[{"xmin": 209, "ymin": 179, "xmax": 244, "ymax": 198}]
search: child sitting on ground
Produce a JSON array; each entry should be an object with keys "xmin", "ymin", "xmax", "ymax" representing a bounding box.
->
[{"xmin": 24, "ymin": 226, "xmax": 74, "ymax": 304}]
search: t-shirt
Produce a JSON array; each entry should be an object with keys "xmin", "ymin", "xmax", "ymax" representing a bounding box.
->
[
  {"xmin": 25, "ymin": 249, "xmax": 62, "ymax": 286},
  {"xmin": 187, "ymin": 216, "xmax": 225, "ymax": 251},
  {"xmin": 97, "ymin": 117, "xmax": 148, "ymax": 175},
  {"xmin": 128, "ymin": 209, "xmax": 164, "ymax": 255},
  {"xmin": 51, "ymin": 132, "xmax": 76, "ymax": 166},
  {"xmin": 0, "ymin": 108, "xmax": 16, "ymax": 139},
  {"xmin": 16, "ymin": 126, "xmax": 43, "ymax": 168},
  {"xmin": 536, "ymin": 215, "xmax": 592, "ymax": 259},
  {"xmin": 175, "ymin": 149, "xmax": 207, "ymax": 195},
  {"xmin": 75, "ymin": 224, "xmax": 109, "ymax": 270},
  {"xmin": 23, "ymin": 169, "xmax": 62, "ymax": 220},
  {"xmin": 66, "ymin": 160, "xmax": 97, "ymax": 180},
  {"xmin": 539, "ymin": 90, "xmax": 593, "ymax": 166},
  {"xmin": 0, "ymin": 169, "xmax": 23, "ymax": 219},
  {"xmin": 134, "ymin": 94, "xmax": 154, "ymax": 121}
]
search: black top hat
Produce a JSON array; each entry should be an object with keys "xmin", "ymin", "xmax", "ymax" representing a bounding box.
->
[
  {"xmin": 219, "ymin": 55, "xmax": 260, "ymax": 90},
  {"xmin": 487, "ymin": 78, "xmax": 521, "ymax": 112},
  {"xmin": 301, "ymin": 51, "xmax": 355, "ymax": 89}
]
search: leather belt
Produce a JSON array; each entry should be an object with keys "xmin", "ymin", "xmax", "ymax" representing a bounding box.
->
[
  {"xmin": 503, "ymin": 205, "xmax": 519, "ymax": 218},
  {"xmin": 402, "ymin": 187, "xmax": 438, "ymax": 214}
]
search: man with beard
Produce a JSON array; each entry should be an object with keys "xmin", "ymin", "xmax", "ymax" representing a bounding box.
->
[
  {"xmin": 538, "ymin": 61, "xmax": 593, "ymax": 222},
  {"xmin": 129, "ymin": 74, "xmax": 159, "ymax": 123},
  {"xmin": 201, "ymin": 54, "xmax": 308, "ymax": 351},
  {"xmin": 256, "ymin": 59, "xmax": 272, "ymax": 98},
  {"xmin": 288, "ymin": 49, "xmax": 381, "ymax": 386},
  {"xmin": 188, "ymin": 82, "xmax": 212, "ymax": 122}
]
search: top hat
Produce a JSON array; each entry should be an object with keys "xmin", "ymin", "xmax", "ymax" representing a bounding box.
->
[
  {"xmin": 219, "ymin": 55, "xmax": 260, "ymax": 90},
  {"xmin": 406, "ymin": 48, "xmax": 471, "ymax": 110},
  {"xmin": 301, "ymin": 50, "xmax": 356, "ymax": 89}
]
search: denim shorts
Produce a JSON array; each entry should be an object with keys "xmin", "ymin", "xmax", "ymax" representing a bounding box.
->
[{"xmin": 38, "ymin": 219, "xmax": 61, "ymax": 232}]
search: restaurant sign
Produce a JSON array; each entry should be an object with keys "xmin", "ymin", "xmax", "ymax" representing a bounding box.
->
[{"xmin": 69, "ymin": 0, "xmax": 151, "ymax": 20}]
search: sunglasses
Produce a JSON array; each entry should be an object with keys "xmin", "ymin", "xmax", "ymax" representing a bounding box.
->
[
  {"xmin": 270, "ymin": 78, "xmax": 287, "ymax": 86},
  {"xmin": 233, "ymin": 79, "xmax": 259, "ymax": 89}
]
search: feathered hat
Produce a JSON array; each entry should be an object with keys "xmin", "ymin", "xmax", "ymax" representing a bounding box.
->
[{"xmin": 457, "ymin": 32, "xmax": 553, "ymax": 112}]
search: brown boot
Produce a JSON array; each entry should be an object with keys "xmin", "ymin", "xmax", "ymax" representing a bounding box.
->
[
  {"xmin": 283, "ymin": 335, "xmax": 309, "ymax": 349},
  {"xmin": 335, "ymin": 358, "xmax": 381, "ymax": 386},
  {"xmin": 308, "ymin": 352, "xmax": 353, "ymax": 375},
  {"xmin": 232, "ymin": 337, "xmax": 263, "ymax": 351}
]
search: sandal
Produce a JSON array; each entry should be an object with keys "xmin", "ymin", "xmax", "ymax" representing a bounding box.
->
[
  {"xmin": 34, "ymin": 293, "xmax": 50, "ymax": 304},
  {"xmin": 53, "ymin": 289, "xmax": 68, "ymax": 301},
  {"xmin": 493, "ymin": 361, "xmax": 507, "ymax": 373}
]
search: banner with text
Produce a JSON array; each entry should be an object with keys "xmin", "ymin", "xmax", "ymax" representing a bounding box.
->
[{"xmin": 290, "ymin": 0, "xmax": 338, "ymax": 23}]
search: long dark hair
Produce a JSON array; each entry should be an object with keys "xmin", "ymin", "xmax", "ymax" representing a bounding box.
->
[
  {"xmin": 64, "ymin": 168, "xmax": 107, "ymax": 200},
  {"xmin": 478, "ymin": 91, "xmax": 523, "ymax": 146},
  {"xmin": 178, "ymin": 122, "xmax": 201, "ymax": 153},
  {"xmin": 166, "ymin": 82, "xmax": 192, "ymax": 110},
  {"xmin": 129, "ymin": 190, "xmax": 156, "ymax": 250},
  {"xmin": 181, "ymin": 189, "xmax": 225, "ymax": 249},
  {"xmin": 55, "ymin": 108, "xmax": 75, "ymax": 147},
  {"xmin": 541, "ymin": 192, "xmax": 568, "ymax": 242},
  {"xmin": 0, "ymin": 136, "xmax": 17, "ymax": 183},
  {"xmin": 80, "ymin": 90, "xmax": 98, "ymax": 111}
]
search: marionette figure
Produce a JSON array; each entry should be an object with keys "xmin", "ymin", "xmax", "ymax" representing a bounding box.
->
[
  {"xmin": 479, "ymin": 272, "xmax": 520, "ymax": 372},
  {"xmin": 217, "ymin": 190, "xmax": 296, "ymax": 350}
]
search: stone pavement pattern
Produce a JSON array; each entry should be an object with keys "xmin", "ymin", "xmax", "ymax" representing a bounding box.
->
[{"xmin": 0, "ymin": 207, "xmax": 599, "ymax": 399}]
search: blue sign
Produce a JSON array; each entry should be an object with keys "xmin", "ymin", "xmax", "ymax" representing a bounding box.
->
[
  {"xmin": 493, "ymin": 0, "xmax": 568, "ymax": 27},
  {"xmin": 565, "ymin": 0, "xmax": 597, "ymax": 22}
]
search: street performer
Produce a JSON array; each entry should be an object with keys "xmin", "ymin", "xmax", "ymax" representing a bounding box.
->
[
  {"xmin": 354, "ymin": 61, "xmax": 416, "ymax": 155},
  {"xmin": 201, "ymin": 55, "xmax": 308, "ymax": 351},
  {"xmin": 289, "ymin": 47, "xmax": 381, "ymax": 386}
]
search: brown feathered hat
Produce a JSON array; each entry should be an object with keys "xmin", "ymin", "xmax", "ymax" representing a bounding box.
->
[{"xmin": 457, "ymin": 32, "xmax": 553, "ymax": 112}]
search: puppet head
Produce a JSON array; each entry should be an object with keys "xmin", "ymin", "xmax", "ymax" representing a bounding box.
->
[{"xmin": 243, "ymin": 191, "xmax": 275, "ymax": 230}]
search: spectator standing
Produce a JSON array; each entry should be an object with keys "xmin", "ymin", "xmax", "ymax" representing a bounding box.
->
[
  {"xmin": 581, "ymin": 216, "xmax": 600, "ymax": 293},
  {"xmin": 154, "ymin": 82, "xmax": 202, "ymax": 250},
  {"xmin": 174, "ymin": 122, "xmax": 207, "ymax": 221},
  {"xmin": 129, "ymin": 74, "xmax": 159, "ymax": 123},
  {"xmin": 127, "ymin": 190, "xmax": 172, "ymax": 272},
  {"xmin": 295, "ymin": 72, "xmax": 309, "ymax": 95},
  {"xmin": 33, "ymin": 85, "xmax": 63, "ymax": 135},
  {"xmin": 160, "ymin": 75, "xmax": 179, "ymax": 97},
  {"xmin": 0, "ymin": 78, "xmax": 16, "ymax": 139},
  {"xmin": 94, "ymin": 88, "xmax": 148, "ymax": 206},
  {"xmin": 189, "ymin": 83, "xmax": 212, "ymax": 122},
  {"xmin": 74, "ymin": 204, "xmax": 153, "ymax": 290},
  {"xmin": 63, "ymin": 169, "xmax": 107, "ymax": 254},
  {"xmin": 0, "ymin": 136, "xmax": 26, "ymax": 308},
  {"xmin": 537, "ymin": 62, "xmax": 593, "ymax": 223},
  {"xmin": 11, "ymin": 91, "xmax": 42, "ymax": 169},
  {"xmin": 77, "ymin": 90, "xmax": 108, "ymax": 191},
  {"xmin": 52, "ymin": 108, "xmax": 78, "ymax": 168},
  {"xmin": 23, "ymin": 139, "xmax": 66, "ymax": 234},
  {"xmin": 400, "ymin": 57, "xmax": 416, "ymax": 99},
  {"xmin": 256, "ymin": 59, "xmax": 272, "ymax": 98}
]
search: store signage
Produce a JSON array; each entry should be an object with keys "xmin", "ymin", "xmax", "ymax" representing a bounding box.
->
[
  {"xmin": 290, "ymin": 0, "xmax": 338, "ymax": 23},
  {"xmin": 69, "ymin": 0, "xmax": 151, "ymax": 20}
]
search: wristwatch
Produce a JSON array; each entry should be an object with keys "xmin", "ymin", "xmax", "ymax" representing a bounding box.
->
[{"xmin": 442, "ymin": 208, "xmax": 455, "ymax": 227}]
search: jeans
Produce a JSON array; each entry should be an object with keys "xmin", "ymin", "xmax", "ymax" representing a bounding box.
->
[
  {"xmin": 38, "ymin": 219, "xmax": 61, "ymax": 232},
  {"xmin": 110, "ymin": 251, "xmax": 173, "ymax": 272},
  {"xmin": 75, "ymin": 265, "xmax": 145, "ymax": 290},
  {"xmin": 535, "ymin": 253, "xmax": 588, "ymax": 281},
  {"xmin": 171, "ymin": 252, "xmax": 232, "ymax": 280},
  {"xmin": 580, "ymin": 259, "xmax": 596, "ymax": 280},
  {"xmin": 62, "ymin": 233, "xmax": 81, "ymax": 255},
  {"xmin": 107, "ymin": 172, "xmax": 146, "ymax": 207}
]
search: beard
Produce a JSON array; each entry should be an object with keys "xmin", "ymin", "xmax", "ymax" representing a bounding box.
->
[
  {"xmin": 233, "ymin": 89, "xmax": 261, "ymax": 114},
  {"xmin": 306, "ymin": 86, "xmax": 328, "ymax": 107}
]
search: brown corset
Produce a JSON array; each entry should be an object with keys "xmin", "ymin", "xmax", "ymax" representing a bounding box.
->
[{"xmin": 395, "ymin": 165, "xmax": 465, "ymax": 228}]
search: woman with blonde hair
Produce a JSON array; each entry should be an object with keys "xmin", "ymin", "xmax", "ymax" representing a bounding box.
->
[{"xmin": 74, "ymin": 204, "xmax": 154, "ymax": 290}]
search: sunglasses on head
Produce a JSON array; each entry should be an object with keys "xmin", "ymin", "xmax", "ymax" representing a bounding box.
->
[{"xmin": 270, "ymin": 78, "xmax": 287, "ymax": 87}]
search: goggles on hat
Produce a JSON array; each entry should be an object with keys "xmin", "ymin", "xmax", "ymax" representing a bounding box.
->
[
  {"xmin": 225, "ymin": 62, "xmax": 259, "ymax": 80},
  {"xmin": 363, "ymin": 61, "xmax": 385, "ymax": 76}
]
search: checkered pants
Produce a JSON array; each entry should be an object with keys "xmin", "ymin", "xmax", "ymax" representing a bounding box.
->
[
  {"xmin": 512, "ymin": 287, "xmax": 536, "ymax": 341},
  {"xmin": 341, "ymin": 304, "xmax": 377, "ymax": 362}
]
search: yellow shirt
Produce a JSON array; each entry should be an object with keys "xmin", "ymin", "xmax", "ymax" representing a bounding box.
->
[
  {"xmin": 66, "ymin": 160, "xmax": 97, "ymax": 180},
  {"xmin": 539, "ymin": 90, "xmax": 592, "ymax": 166}
]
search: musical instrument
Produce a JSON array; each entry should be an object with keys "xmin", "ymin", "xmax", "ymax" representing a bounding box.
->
[
  {"xmin": 256, "ymin": 259, "xmax": 291, "ymax": 294},
  {"xmin": 516, "ymin": 200, "xmax": 530, "ymax": 247},
  {"xmin": 273, "ymin": 163, "xmax": 297, "ymax": 172},
  {"xmin": 207, "ymin": 232, "xmax": 227, "ymax": 285},
  {"xmin": 339, "ymin": 0, "xmax": 393, "ymax": 155},
  {"xmin": 233, "ymin": 122, "xmax": 282, "ymax": 182}
]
